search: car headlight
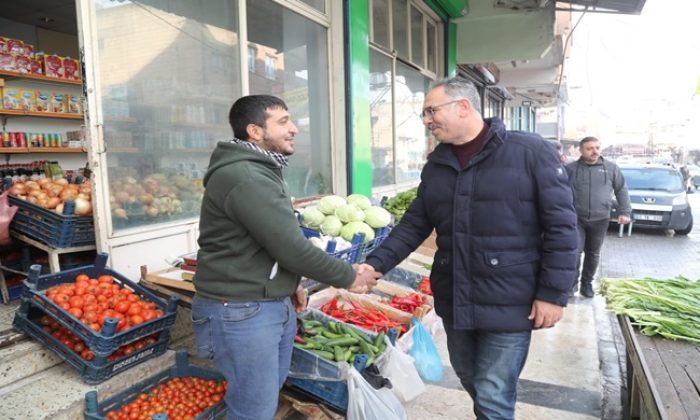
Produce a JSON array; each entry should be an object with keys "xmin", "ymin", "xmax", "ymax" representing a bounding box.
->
[{"xmin": 672, "ymin": 194, "xmax": 687, "ymax": 205}]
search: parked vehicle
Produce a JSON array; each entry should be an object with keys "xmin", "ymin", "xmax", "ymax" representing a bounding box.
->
[
  {"xmin": 687, "ymin": 164, "xmax": 700, "ymax": 190},
  {"xmin": 610, "ymin": 164, "xmax": 693, "ymax": 235}
]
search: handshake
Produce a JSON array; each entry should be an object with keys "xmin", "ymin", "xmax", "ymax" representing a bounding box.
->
[{"xmin": 348, "ymin": 263, "xmax": 382, "ymax": 293}]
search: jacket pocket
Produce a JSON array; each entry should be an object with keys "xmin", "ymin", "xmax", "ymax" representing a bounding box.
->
[
  {"xmin": 483, "ymin": 250, "xmax": 540, "ymax": 268},
  {"xmin": 191, "ymin": 313, "xmax": 214, "ymax": 360}
]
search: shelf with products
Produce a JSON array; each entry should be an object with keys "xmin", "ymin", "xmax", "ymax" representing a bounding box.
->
[
  {"xmin": 0, "ymin": 109, "xmax": 83, "ymax": 120},
  {"xmin": 0, "ymin": 70, "xmax": 82, "ymax": 86},
  {"xmin": 0, "ymin": 147, "xmax": 83, "ymax": 153}
]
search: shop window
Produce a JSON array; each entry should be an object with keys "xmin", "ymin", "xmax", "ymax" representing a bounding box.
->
[
  {"xmin": 247, "ymin": 45, "xmax": 257, "ymax": 72},
  {"xmin": 426, "ymin": 21, "xmax": 436, "ymax": 73},
  {"xmin": 372, "ymin": 0, "xmax": 390, "ymax": 48},
  {"xmin": 264, "ymin": 55, "xmax": 277, "ymax": 80},
  {"xmin": 299, "ymin": 0, "xmax": 325, "ymax": 13},
  {"xmin": 95, "ymin": 0, "xmax": 241, "ymax": 232},
  {"xmin": 392, "ymin": 0, "xmax": 408, "ymax": 59},
  {"xmin": 410, "ymin": 6, "xmax": 423, "ymax": 67},
  {"xmin": 370, "ymin": 49, "xmax": 430, "ymax": 189},
  {"xmin": 370, "ymin": 0, "xmax": 438, "ymax": 71},
  {"xmin": 247, "ymin": 0, "xmax": 333, "ymax": 197}
]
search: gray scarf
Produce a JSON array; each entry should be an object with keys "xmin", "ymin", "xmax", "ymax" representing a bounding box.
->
[{"xmin": 230, "ymin": 137, "xmax": 289, "ymax": 168}]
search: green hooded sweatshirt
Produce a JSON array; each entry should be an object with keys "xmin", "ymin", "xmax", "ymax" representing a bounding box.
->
[{"xmin": 194, "ymin": 141, "xmax": 355, "ymax": 301}]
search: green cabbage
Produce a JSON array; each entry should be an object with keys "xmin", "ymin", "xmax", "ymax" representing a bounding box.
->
[
  {"xmin": 301, "ymin": 207, "xmax": 325, "ymax": 228},
  {"xmin": 320, "ymin": 215, "xmax": 343, "ymax": 236},
  {"xmin": 346, "ymin": 194, "xmax": 372, "ymax": 210},
  {"xmin": 363, "ymin": 206, "xmax": 392, "ymax": 228},
  {"xmin": 317, "ymin": 195, "xmax": 346, "ymax": 215},
  {"xmin": 340, "ymin": 221, "xmax": 375, "ymax": 243},
  {"xmin": 335, "ymin": 204, "xmax": 366, "ymax": 223}
]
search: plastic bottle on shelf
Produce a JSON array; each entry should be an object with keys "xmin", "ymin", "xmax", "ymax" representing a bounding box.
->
[{"xmin": 50, "ymin": 161, "xmax": 63, "ymax": 180}]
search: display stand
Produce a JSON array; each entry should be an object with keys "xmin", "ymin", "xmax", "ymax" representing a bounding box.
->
[{"xmin": 10, "ymin": 231, "xmax": 96, "ymax": 274}]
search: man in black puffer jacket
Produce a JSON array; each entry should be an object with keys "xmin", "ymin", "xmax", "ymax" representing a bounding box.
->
[{"xmin": 362, "ymin": 77, "xmax": 578, "ymax": 420}]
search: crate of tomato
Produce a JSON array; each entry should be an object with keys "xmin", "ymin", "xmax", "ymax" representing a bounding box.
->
[
  {"xmin": 13, "ymin": 252, "xmax": 178, "ymax": 382},
  {"xmin": 84, "ymin": 350, "xmax": 227, "ymax": 420}
]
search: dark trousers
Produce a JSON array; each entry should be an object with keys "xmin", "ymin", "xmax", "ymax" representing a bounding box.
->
[{"xmin": 575, "ymin": 218, "xmax": 609, "ymax": 286}]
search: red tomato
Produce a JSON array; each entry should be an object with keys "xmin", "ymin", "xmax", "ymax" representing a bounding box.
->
[
  {"xmin": 127, "ymin": 304, "xmax": 142, "ymax": 316},
  {"xmin": 68, "ymin": 307, "xmax": 83, "ymax": 319},
  {"xmin": 68, "ymin": 296, "xmax": 84, "ymax": 309},
  {"xmin": 141, "ymin": 310, "xmax": 157, "ymax": 322},
  {"xmin": 75, "ymin": 274, "xmax": 90, "ymax": 283},
  {"xmin": 114, "ymin": 301, "xmax": 131, "ymax": 314},
  {"xmin": 98, "ymin": 275, "xmax": 114, "ymax": 284},
  {"xmin": 130, "ymin": 315, "xmax": 145, "ymax": 326}
]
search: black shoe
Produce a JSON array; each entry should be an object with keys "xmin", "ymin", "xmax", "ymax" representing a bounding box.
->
[{"xmin": 580, "ymin": 283, "xmax": 594, "ymax": 298}]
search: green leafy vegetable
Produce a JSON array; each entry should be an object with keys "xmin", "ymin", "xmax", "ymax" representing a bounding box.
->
[
  {"xmin": 601, "ymin": 276, "xmax": 700, "ymax": 345},
  {"xmin": 382, "ymin": 187, "xmax": 417, "ymax": 222}
]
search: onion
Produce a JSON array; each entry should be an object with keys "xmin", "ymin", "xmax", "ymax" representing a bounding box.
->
[
  {"xmin": 55, "ymin": 203, "xmax": 64, "ymax": 214},
  {"xmin": 46, "ymin": 197, "xmax": 61, "ymax": 209},
  {"xmin": 74, "ymin": 198, "xmax": 92, "ymax": 216},
  {"xmin": 25, "ymin": 181, "xmax": 40, "ymax": 191},
  {"xmin": 113, "ymin": 208, "xmax": 128, "ymax": 219},
  {"xmin": 54, "ymin": 178, "xmax": 69, "ymax": 186},
  {"xmin": 9, "ymin": 184, "xmax": 26, "ymax": 196}
]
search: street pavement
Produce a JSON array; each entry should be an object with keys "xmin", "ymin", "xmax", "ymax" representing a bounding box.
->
[{"xmin": 404, "ymin": 191, "xmax": 700, "ymax": 419}]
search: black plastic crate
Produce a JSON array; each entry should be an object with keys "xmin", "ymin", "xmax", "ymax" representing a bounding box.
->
[
  {"xmin": 84, "ymin": 350, "xmax": 226, "ymax": 420},
  {"xmin": 9, "ymin": 196, "xmax": 95, "ymax": 248},
  {"xmin": 13, "ymin": 306, "xmax": 169, "ymax": 384},
  {"xmin": 18, "ymin": 252, "xmax": 178, "ymax": 356}
]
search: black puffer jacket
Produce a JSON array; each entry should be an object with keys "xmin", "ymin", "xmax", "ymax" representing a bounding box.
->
[{"xmin": 365, "ymin": 118, "xmax": 578, "ymax": 331}]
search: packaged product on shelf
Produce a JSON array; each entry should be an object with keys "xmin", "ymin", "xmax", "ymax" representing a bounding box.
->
[
  {"xmin": 3, "ymin": 88, "xmax": 20, "ymax": 110},
  {"xmin": 50, "ymin": 92, "xmax": 66, "ymax": 113},
  {"xmin": 63, "ymin": 57, "xmax": 80, "ymax": 80},
  {"xmin": 43, "ymin": 54, "xmax": 63, "ymax": 78},
  {"xmin": 19, "ymin": 89, "xmax": 36, "ymax": 111},
  {"xmin": 0, "ymin": 37, "xmax": 7, "ymax": 53},
  {"xmin": 35, "ymin": 90, "xmax": 50, "ymax": 112},
  {"xmin": 14, "ymin": 54, "xmax": 31, "ymax": 74},
  {"xmin": 67, "ymin": 93, "xmax": 82, "ymax": 114},
  {"xmin": 7, "ymin": 39, "xmax": 24, "ymax": 55},
  {"xmin": 0, "ymin": 52, "xmax": 15, "ymax": 71},
  {"xmin": 22, "ymin": 43, "xmax": 34, "ymax": 57},
  {"xmin": 30, "ymin": 58, "xmax": 43, "ymax": 75}
]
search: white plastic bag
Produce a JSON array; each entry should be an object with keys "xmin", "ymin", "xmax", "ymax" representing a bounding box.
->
[
  {"xmin": 376, "ymin": 343, "xmax": 426, "ymax": 403},
  {"xmin": 346, "ymin": 368, "xmax": 407, "ymax": 420}
]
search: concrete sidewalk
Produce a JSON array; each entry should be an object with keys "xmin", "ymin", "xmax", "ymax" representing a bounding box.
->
[{"xmin": 403, "ymin": 240, "xmax": 613, "ymax": 420}]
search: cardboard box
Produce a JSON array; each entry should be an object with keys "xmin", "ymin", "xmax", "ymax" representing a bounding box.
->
[
  {"xmin": 50, "ymin": 92, "xmax": 66, "ymax": 113},
  {"xmin": 35, "ymin": 90, "xmax": 50, "ymax": 112},
  {"xmin": 3, "ymin": 87, "xmax": 20, "ymax": 109},
  {"xmin": 19, "ymin": 89, "xmax": 36, "ymax": 111},
  {"xmin": 43, "ymin": 54, "xmax": 63, "ymax": 78}
]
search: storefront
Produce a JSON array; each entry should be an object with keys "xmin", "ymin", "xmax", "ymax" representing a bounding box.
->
[{"xmin": 0, "ymin": 0, "xmax": 468, "ymax": 278}]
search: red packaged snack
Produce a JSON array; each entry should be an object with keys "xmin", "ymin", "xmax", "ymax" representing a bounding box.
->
[
  {"xmin": 15, "ymin": 55, "xmax": 31, "ymax": 74},
  {"xmin": 30, "ymin": 58, "xmax": 43, "ymax": 75},
  {"xmin": 7, "ymin": 39, "xmax": 24, "ymax": 55},
  {"xmin": 62, "ymin": 57, "xmax": 80, "ymax": 80},
  {"xmin": 0, "ymin": 52, "xmax": 15, "ymax": 71},
  {"xmin": 43, "ymin": 54, "xmax": 63, "ymax": 78}
]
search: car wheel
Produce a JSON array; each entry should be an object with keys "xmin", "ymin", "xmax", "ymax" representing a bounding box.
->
[{"xmin": 675, "ymin": 217, "xmax": 693, "ymax": 236}]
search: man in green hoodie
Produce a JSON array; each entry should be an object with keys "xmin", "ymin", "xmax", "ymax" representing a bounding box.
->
[{"xmin": 193, "ymin": 95, "xmax": 380, "ymax": 420}]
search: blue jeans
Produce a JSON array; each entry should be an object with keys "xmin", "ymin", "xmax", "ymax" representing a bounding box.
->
[
  {"xmin": 444, "ymin": 323, "xmax": 532, "ymax": 420},
  {"xmin": 191, "ymin": 294, "xmax": 296, "ymax": 420}
]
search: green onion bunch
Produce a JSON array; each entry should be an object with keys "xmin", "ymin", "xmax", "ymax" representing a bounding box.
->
[{"xmin": 600, "ymin": 277, "xmax": 700, "ymax": 345}]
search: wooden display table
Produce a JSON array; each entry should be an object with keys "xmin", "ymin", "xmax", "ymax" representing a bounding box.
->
[
  {"xmin": 10, "ymin": 232, "xmax": 96, "ymax": 274},
  {"xmin": 618, "ymin": 315, "xmax": 700, "ymax": 420}
]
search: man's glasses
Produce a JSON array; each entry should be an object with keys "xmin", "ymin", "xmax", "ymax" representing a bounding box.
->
[{"xmin": 420, "ymin": 99, "xmax": 464, "ymax": 119}]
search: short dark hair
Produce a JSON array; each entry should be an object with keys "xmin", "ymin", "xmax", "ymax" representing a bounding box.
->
[
  {"xmin": 229, "ymin": 95, "xmax": 288, "ymax": 140},
  {"xmin": 579, "ymin": 136, "xmax": 599, "ymax": 147}
]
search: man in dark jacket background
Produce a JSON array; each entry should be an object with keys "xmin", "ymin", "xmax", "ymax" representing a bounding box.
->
[
  {"xmin": 566, "ymin": 137, "xmax": 631, "ymax": 298},
  {"xmin": 361, "ymin": 77, "xmax": 578, "ymax": 420}
]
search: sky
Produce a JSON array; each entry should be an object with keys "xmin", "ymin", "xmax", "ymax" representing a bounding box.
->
[{"xmin": 565, "ymin": 0, "xmax": 700, "ymax": 146}]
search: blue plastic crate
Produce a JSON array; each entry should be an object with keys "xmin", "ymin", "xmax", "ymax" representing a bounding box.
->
[
  {"xmin": 84, "ymin": 350, "xmax": 227, "ymax": 419},
  {"xmin": 13, "ymin": 306, "xmax": 169, "ymax": 384},
  {"xmin": 356, "ymin": 227, "xmax": 390, "ymax": 263},
  {"xmin": 18, "ymin": 252, "xmax": 179, "ymax": 356},
  {"xmin": 9, "ymin": 196, "xmax": 95, "ymax": 248},
  {"xmin": 0, "ymin": 282, "xmax": 23, "ymax": 303}
]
